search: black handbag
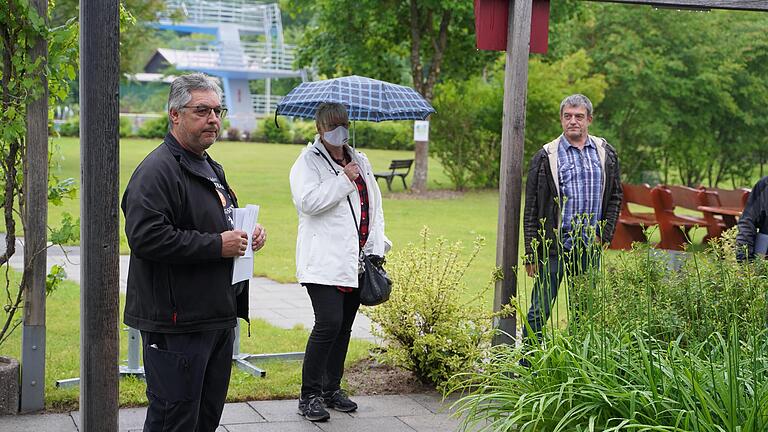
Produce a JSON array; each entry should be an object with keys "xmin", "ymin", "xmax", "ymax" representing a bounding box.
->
[
  {"xmin": 315, "ymin": 149, "xmax": 392, "ymax": 306},
  {"xmin": 358, "ymin": 252, "xmax": 392, "ymax": 306}
]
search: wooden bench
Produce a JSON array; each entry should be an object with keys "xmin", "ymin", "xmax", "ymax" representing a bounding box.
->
[
  {"xmin": 653, "ymin": 184, "xmax": 713, "ymax": 250},
  {"xmin": 610, "ymin": 183, "xmax": 659, "ymax": 250},
  {"xmin": 374, "ymin": 159, "xmax": 413, "ymax": 191},
  {"xmin": 697, "ymin": 187, "xmax": 750, "ymax": 237}
]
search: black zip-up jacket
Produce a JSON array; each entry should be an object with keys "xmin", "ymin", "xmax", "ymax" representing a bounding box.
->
[
  {"xmin": 736, "ymin": 176, "xmax": 768, "ymax": 262},
  {"xmin": 523, "ymin": 135, "xmax": 622, "ymax": 263},
  {"xmin": 122, "ymin": 133, "xmax": 248, "ymax": 333}
]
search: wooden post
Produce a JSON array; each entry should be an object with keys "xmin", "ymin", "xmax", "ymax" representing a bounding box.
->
[
  {"xmin": 20, "ymin": 0, "xmax": 48, "ymax": 413},
  {"xmin": 492, "ymin": 0, "xmax": 533, "ymax": 346},
  {"xmin": 80, "ymin": 0, "xmax": 120, "ymax": 429}
]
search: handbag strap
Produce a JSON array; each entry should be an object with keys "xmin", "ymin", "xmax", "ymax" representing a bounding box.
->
[{"xmin": 315, "ymin": 150, "xmax": 363, "ymax": 251}]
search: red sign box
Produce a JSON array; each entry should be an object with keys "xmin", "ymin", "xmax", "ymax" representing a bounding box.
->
[{"xmin": 474, "ymin": 0, "xmax": 550, "ymax": 54}]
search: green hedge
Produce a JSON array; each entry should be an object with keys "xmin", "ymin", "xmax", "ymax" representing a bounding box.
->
[
  {"xmin": 351, "ymin": 121, "xmax": 412, "ymax": 150},
  {"xmin": 137, "ymin": 116, "xmax": 169, "ymax": 139},
  {"xmin": 58, "ymin": 118, "xmax": 79, "ymax": 137}
]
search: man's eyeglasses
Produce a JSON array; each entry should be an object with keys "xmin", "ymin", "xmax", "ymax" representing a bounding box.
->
[{"xmin": 182, "ymin": 105, "xmax": 228, "ymax": 119}]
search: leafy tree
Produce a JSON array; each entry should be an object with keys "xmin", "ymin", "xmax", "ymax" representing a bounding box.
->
[
  {"xmin": 554, "ymin": 4, "xmax": 768, "ymax": 186},
  {"xmin": 431, "ymin": 50, "xmax": 607, "ymax": 190},
  {"xmin": 52, "ymin": 0, "xmax": 165, "ymax": 74},
  {"xmin": 0, "ymin": 0, "xmax": 79, "ymax": 347},
  {"xmin": 290, "ymin": 0, "xmax": 497, "ymax": 191}
]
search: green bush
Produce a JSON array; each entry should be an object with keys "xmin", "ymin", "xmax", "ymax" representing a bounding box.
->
[
  {"xmin": 291, "ymin": 120, "xmax": 317, "ymax": 144},
  {"xmin": 137, "ymin": 116, "xmax": 169, "ymax": 139},
  {"xmin": 353, "ymin": 122, "xmax": 412, "ymax": 150},
  {"xmin": 364, "ymin": 228, "xmax": 509, "ymax": 390},
  {"xmin": 258, "ymin": 117, "xmax": 292, "ymax": 143},
  {"xmin": 58, "ymin": 117, "xmax": 79, "ymax": 137},
  {"xmin": 450, "ymin": 229, "xmax": 768, "ymax": 431},
  {"xmin": 119, "ymin": 116, "xmax": 133, "ymax": 138},
  {"xmin": 431, "ymin": 77, "xmax": 500, "ymax": 190},
  {"xmin": 598, "ymin": 228, "xmax": 767, "ymax": 344}
]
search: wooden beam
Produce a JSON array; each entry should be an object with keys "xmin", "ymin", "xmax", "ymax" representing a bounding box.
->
[
  {"xmin": 493, "ymin": 0, "xmax": 532, "ymax": 346},
  {"xmin": 20, "ymin": 0, "xmax": 48, "ymax": 413},
  {"xmin": 80, "ymin": 0, "xmax": 120, "ymax": 429},
  {"xmin": 588, "ymin": 0, "xmax": 768, "ymax": 11}
]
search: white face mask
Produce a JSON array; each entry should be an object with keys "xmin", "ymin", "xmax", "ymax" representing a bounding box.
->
[{"xmin": 323, "ymin": 126, "xmax": 349, "ymax": 147}]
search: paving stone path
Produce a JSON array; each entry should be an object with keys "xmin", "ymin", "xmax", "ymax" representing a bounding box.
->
[{"xmin": 0, "ymin": 392, "xmax": 471, "ymax": 432}]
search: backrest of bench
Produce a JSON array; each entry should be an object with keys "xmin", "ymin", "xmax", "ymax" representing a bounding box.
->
[
  {"xmin": 622, "ymin": 183, "xmax": 655, "ymax": 208},
  {"xmin": 662, "ymin": 184, "xmax": 702, "ymax": 211},
  {"xmin": 704, "ymin": 187, "xmax": 750, "ymax": 208},
  {"xmin": 388, "ymin": 159, "xmax": 414, "ymax": 172}
]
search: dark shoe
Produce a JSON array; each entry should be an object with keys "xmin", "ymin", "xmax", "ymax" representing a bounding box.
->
[
  {"xmin": 322, "ymin": 389, "xmax": 358, "ymax": 412},
  {"xmin": 298, "ymin": 395, "xmax": 330, "ymax": 422}
]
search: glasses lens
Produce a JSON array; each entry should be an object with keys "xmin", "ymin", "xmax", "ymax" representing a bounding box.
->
[{"xmin": 188, "ymin": 106, "xmax": 226, "ymax": 119}]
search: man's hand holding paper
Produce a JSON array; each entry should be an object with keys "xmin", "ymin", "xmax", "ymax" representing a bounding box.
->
[{"xmin": 232, "ymin": 205, "xmax": 263, "ymax": 284}]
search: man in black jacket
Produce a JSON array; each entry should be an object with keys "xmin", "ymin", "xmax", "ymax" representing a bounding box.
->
[
  {"xmin": 122, "ymin": 73, "xmax": 266, "ymax": 432},
  {"xmin": 522, "ymin": 94, "xmax": 622, "ymax": 344},
  {"xmin": 736, "ymin": 176, "xmax": 768, "ymax": 261}
]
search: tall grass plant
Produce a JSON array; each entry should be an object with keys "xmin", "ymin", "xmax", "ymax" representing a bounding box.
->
[{"xmin": 451, "ymin": 228, "xmax": 768, "ymax": 431}]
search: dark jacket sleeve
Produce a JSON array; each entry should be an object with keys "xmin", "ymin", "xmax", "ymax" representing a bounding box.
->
[
  {"xmin": 736, "ymin": 177, "xmax": 767, "ymax": 262},
  {"xmin": 122, "ymin": 153, "xmax": 222, "ymax": 263},
  {"xmin": 523, "ymin": 151, "xmax": 544, "ymax": 263},
  {"xmin": 600, "ymin": 144, "xmax": 623, "ymax": 244}
]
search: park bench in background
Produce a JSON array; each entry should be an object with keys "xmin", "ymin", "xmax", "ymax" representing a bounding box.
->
[
  {"xmin": 697, "ymin": 187, "xmax": 750, "ymax": 238},
  {"xmin": 609, "ymin": 183, "xmax": 658, "ymax": 250},
  {"xmin": 374, "ymin": 159, "xmax": 413, "ymax": 192},
  {"xmin": 652, "ymin": 184, "xmax": 714, "ymax": 250},
  {"xmin": 609, "ymin": 183, "xmax": 751, "ymax": 251}
]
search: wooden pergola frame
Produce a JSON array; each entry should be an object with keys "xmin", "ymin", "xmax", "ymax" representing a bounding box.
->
[
  {"xmin": 63, "ymin": 0, "xmax": 768, "ymax": 429},
  {"xmin": 492, "ymin": 0, "xmax": 768, "ymax": 346}
]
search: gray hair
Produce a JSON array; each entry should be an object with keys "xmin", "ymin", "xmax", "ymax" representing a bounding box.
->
[
  {"xmin": 559, "ymin": 94, "xmax": 593, "ymax": 117},
  {"xmin": 168, "ymin": 73, "xmax": 223, "ymax": 115}
]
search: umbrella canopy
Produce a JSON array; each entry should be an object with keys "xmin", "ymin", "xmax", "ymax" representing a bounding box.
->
[{"xmin": 275, "ymin": 75, "xmax": 435, "ymax": 122}]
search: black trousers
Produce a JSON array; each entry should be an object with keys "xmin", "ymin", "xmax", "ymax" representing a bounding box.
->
[
  {"xmin": 301, "ymin": 283, "xmax": 361, "ymax": 398},
  {"xmin": 140, "ymin": 327, "xmax": 235, "ymax": 432}
]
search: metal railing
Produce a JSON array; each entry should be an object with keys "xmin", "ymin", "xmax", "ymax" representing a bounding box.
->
[
  {"xmin": 252, "ymin": 94, "xmax": 283, "ymax": 115},
  {"xmin": 169, "ymin": 42, "xmax": 296, "ymax": 72},
  {"xmin": 160, "ymin": 0, "xmax": 279, "ymax": 31}
]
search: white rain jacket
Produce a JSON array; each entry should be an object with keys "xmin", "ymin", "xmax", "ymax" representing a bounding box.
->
[{"xmin": 289, "ymin": 137, "xmax": 391, "ymax": 287}]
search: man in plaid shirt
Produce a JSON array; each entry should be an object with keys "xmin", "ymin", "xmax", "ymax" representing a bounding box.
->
[{"xmin": 521, "ymin": 94, "xmax": 623, "ymax": 346}]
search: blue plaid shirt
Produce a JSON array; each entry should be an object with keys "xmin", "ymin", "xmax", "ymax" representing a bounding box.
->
[{"xmin": 557, "ymin": 135, "xmax": 603, "ymax": 250}]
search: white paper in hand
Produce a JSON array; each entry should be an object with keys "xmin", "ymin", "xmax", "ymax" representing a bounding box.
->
[{"xmin": 232, "ymin": 204, "xmax": 260, "ymax": 284}]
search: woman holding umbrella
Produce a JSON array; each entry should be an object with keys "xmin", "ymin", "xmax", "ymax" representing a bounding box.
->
[{"xmin": 289, "ymin": 102, "xmax": 391, "ymax": 422}]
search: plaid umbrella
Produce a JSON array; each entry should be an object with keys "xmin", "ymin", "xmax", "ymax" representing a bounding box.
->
[{"xmin": 275, "ymin": 75, "xmax": 435, "ymax": 122}]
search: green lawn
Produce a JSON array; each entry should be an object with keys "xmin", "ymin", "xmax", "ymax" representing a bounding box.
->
[{"xmin": 48, "ymin": 137, "xmax": 505, "ymax": 299}]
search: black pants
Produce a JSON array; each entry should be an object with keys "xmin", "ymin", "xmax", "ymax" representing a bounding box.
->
[
  {"xmin": 301, "ymin": 283, "xmax": 361, "ymax": 398},
  {"xmin": 140, "ymin": 327, "xmax": 235, "ymax": 432}
]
